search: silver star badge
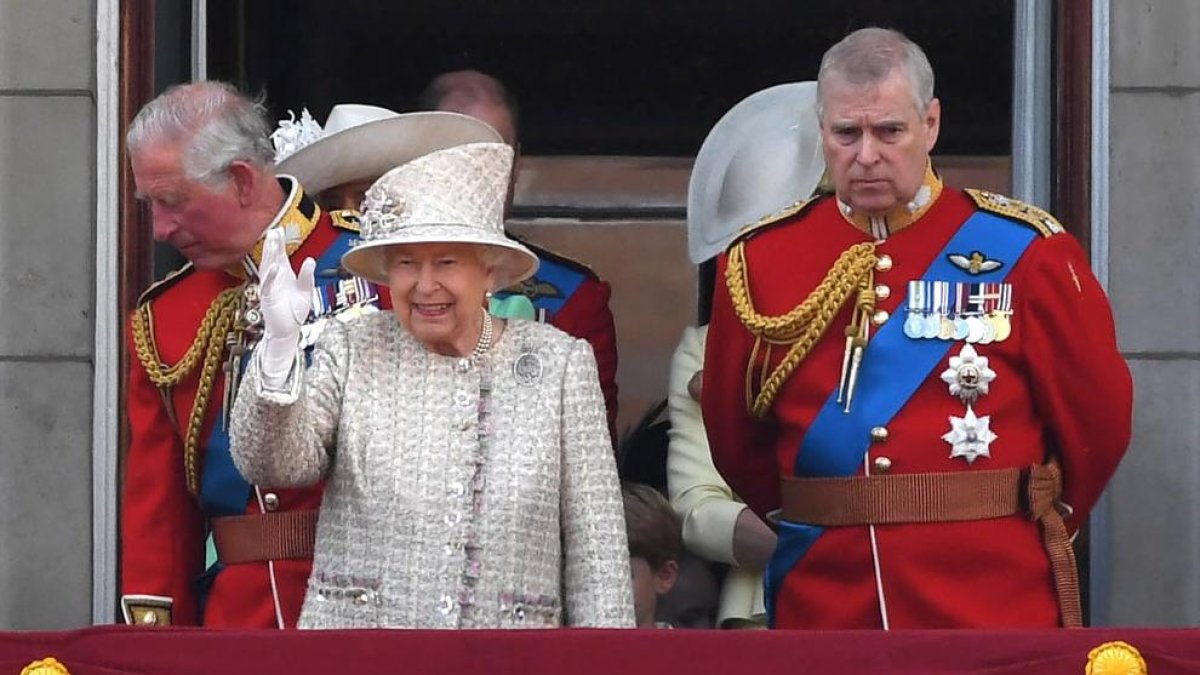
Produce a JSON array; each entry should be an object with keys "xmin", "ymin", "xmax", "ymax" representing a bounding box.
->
[
  {"xmin": 939, "ymin": 343, "xmax": 996, "ymax": 404},
  {"xmin": 942, "ymin": 406, "xmax": 996, "ymax": 464}
]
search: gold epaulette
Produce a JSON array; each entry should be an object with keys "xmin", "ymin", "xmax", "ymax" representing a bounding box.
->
[
  {"xmin": 512, "ymin": 235, "xmax": 601, "ymax": 281},
  {"xmin": 330, "ymin": 209, "xmax": 361, "ymax": 233},
  {"xmin": 727, "ymin": 195, "xmax": 826, "ymax": 250},
  {"xmin": 136, "ymin": 262, "xmax": 195, "ymax": 306},
  {"xmin": 964, "ymin": 188, "xmax": 1064, "ymax": 238}
]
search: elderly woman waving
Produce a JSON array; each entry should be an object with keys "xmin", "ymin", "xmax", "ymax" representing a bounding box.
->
[{"xmin": 230, "ymin": 141, "xmax": 634, "ymax": 629}]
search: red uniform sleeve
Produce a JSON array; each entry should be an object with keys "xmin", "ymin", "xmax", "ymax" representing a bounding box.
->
[
  {"xmin": 701, "ymin": 254, "xmax": 780, "ymax": 520},
  {"xmin": 121, "ymin": 317, "xmax": 206, "ymax": 625},
  {"xmin": 1017, "ymin": 234, "xmax": 1133, "ymax": 531},
  {"xmin": 551, "ymin": 276, "xmax": 620, "ymax": 439}
]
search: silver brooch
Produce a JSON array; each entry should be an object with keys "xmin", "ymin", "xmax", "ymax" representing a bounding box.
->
[
  {"xmin": 513, "ymin": 352, "xmax": 542, "ymax": 386},
  {"xmin": 939, "ymin": 343, "xmax": 996, "ymax": 404},
  {"xmin": 942, "ymin": 407, "xmax": 996, "ymax": 464}
]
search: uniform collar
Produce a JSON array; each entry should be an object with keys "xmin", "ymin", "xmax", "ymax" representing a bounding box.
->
[
  {"xmin": 226, "ymin": 175, "xmax": 323, "ymax": 279},
  {"xmin": 836, "ymin": 162, "xmax": 943, "ymax": 240}
]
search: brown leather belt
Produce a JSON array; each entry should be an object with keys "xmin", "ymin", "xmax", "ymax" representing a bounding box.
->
[
  {"xmin": 210, "ymin": 510, "xmax": 318, "ymax": 565},
  {"xmin": 779, "ymin": 462, "xmax": 1081, "ymax": 628}
]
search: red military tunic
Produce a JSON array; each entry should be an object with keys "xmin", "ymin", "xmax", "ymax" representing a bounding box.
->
[
  {"xmin": 702, "ymin": 178, "xmax": 1132, "ymax": 629},
  {"xmin": 121, "ymin": 179, "xmax": 370, "ymax": 628}
]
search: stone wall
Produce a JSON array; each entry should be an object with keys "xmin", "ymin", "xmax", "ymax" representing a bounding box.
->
[
  {"xmin": 1102, "ymin": 0, "xmax": 1200, "ymax": 626},
  {"xmin": 0, "ymin": 0, "xmax": 97, "ymax": 629}
]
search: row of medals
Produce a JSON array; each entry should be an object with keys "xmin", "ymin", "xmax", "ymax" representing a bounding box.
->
[
  {"xmin": 220, "ymin": 270, "xmax": 379, "ymax": 408},
  {"xmin": 903, "ymin": 280, "xmax": 1013, "ymax": 344},
  {"xmin": 222, "ymin": 275, "xmax": 381, "ymax": 422}
]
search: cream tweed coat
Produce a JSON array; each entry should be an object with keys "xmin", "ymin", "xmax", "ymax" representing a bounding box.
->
[{"xmin": 230, "ymin": 312, "xmax": 634, "ymax": 629}]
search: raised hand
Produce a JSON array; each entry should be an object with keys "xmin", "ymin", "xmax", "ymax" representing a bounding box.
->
[
  {"xmin": 259, "ymin": 228, "xmax": 316, "ymax": 343},
  {"xmin": 257, "ymin": 228, "xmax": 315, "ymax": 380}
]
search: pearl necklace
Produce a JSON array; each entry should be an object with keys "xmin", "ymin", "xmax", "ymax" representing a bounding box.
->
[{"xmin": 470, "ymin": 308, "xmax": 494, "ymax": 360}]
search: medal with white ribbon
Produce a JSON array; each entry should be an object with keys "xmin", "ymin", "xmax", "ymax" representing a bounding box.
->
[{"xmin": 904, "ymin": 280, "xmax": 925, "ymax": 339}]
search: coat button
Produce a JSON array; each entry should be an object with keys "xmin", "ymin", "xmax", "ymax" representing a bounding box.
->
[
  {"xmin": 262, "ymin": 493, "xmax": 280, "ymax": 511},
  {"xmin": 873, "ymin": 456, "xmax": 893, "ymax": 474},
  {"xmin": 456, "ymin": 358, "xmax": 471, "ymax": 373},
  {"xmin": 875, "ymin": 254, "xmax": 893, "ymax": 272},
  {"xmin": 872, "ymin": 310, "xmax": 889, "ymax": 326},
  {"xmin": 870, "ymin": 426, "xmax": 889, "ymax": 443},
  {"xmin": 875, "ymin": 284, "xmax": 891, "ymax": 300}
]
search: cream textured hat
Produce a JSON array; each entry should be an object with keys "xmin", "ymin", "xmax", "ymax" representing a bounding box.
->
[
  {"xmin": 341, "ymin": 142, "xmax": 538, "ymax": 288},
  {"xmin": 687, "ymin": 82, "xmax": 825, "ymax": 263},
  {"xmin": 272, "ymin": 105, "xmax": 502, "ymax": 195}
]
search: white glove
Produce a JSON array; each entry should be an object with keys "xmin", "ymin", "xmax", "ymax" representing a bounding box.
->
[{"xmin": 258, "ymin": 227, "xmax": 316, "ymax": 381}]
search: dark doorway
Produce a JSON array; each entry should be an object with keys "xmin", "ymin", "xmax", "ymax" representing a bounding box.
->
[{"xmin": 207, "ymin": 0, "xmax": 1012, "ymax": 158}]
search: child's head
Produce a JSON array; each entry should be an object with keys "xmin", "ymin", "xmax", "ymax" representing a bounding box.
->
[{"xmin": 622, "ymin": 482, "xmax": 683, "ymax": 628}]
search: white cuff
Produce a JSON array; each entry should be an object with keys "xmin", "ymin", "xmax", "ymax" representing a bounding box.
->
[
  {"xmin": 259, "ymin": 334, "xmax": 301, "ymax": 385},
  {"xmin": 254, "ymin": 344, "xmax": 303, "ymax": 397},
  {"xmin": 680, "ymin": 500, "xmax": 748, "ymax": 565}
]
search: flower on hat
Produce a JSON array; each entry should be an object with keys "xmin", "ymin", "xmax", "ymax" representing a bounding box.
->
[
  {"xmin": 270, "ymin": 108, "xmax": 324, "ymax": 163},
  {"xmin": 361, "ymin": 186, "xmax": 406, "ymax": 218},
  {"xmin": 340, "ymin": 142, "xmax": 538, "ymax": 288}
]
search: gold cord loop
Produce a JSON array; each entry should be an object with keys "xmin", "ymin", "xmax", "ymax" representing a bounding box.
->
[
  {"xmin": 725, "ymin": 241, "xmax": 878, "ymax": 418},
  {"xmin": 856, "ymin": 287, "xmax": 878, "ymax": 313},
  {"xmin": 131, "ymin": 287, "xmax": 244, "ymax": 494}
]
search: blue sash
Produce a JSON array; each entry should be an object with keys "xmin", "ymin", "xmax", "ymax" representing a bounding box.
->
[
  {"xmin": 199, "ymin": 231, "xmax": 358, "ymax": 518},
  {"xmin": 493, "ymin": 256, "xmax": 585, "ymax": 317},
  {"xmin": 764, "ymin": 211, "xmax": 1036, "ymax": 625}
]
